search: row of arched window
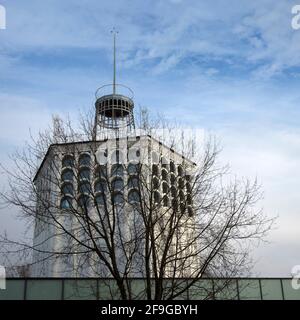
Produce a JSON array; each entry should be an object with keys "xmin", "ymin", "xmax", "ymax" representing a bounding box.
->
[
  {"xmin": 62, "ymin": 164, "xmax": 140, "ymax": 183},
  {"xmin": 152, "ymin": 165, "xmax": 192, "ymax": 195},
  {"xmin": 151, "ymin": 162, "xmax": 185, "ymax": 176},
  {"xmin": 60, "ymin": 154, "xmax": 193, "ymax": 214},
  {"xmin": 63, "ymin": 154, "xmax": 185, "ymax": 174},
  {"xmin": 61, "ymin": 176, "xmax": 140, "ymax": 195},
  {"xmin": 60, "ymin": 189, "xmax": 141, "ymax": 209},
  {"xmin": 152, "ymin": 163, "xmax": 193, "ymax": 214},
  {"xmin": 62, "ymin": 153, "xmax": 91, "ymax": 169},
  {"xmin": 61, "ymin": 153, "xmax": 141, "ymax": 209},
  {"xmin": 61, "ymin": 153, "xmax": 89, "ymax": 210},
  {"xmin": 60, "ymin": 188, "xmax": 192, "ymax": 213},
  {"xmin": 62, "ymin": 154, "xmax": 185, "ymax": 177}
]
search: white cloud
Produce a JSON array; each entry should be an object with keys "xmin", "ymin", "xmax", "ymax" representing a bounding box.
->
[
  {"xmin": 1, "ymin": 0, "xmax": 300, "ymax": 78},
  {"xmin": 151, "ymin": 53, "xmax": 183, "ymax": 75}
]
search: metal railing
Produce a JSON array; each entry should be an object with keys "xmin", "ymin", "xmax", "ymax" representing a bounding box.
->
[{"xmin": 95, "ymin": 84, "xmax": 134, "ymax": 100}]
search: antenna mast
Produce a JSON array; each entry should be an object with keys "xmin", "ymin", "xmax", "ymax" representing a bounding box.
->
[
  {"xmin": 111, "ymin": 28, "xmax": 118, "ymax": 94},
  {"xmin": 94, "ymin": 29, "xmax": 135, "ymax": 139}
]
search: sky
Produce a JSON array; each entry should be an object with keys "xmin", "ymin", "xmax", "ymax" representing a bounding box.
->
[{"xmin": 0, "ymin": 0, "xmax": 300, "ymax": 276}]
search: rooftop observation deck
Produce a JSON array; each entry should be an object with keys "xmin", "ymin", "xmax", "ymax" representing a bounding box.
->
[{"xmin": 95, "ymin": 84, "xmax": 135, "ymax": 129}]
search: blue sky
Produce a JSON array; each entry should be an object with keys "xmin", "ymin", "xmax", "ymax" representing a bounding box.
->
[{"xmin": 0, "ymin": 0, "xmax": 300, "ymax": 276}]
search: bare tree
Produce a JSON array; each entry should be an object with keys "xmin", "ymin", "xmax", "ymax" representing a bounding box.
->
[{"xmin": 0, "ymin": 107, "xmax": 274, "ymax": 300}]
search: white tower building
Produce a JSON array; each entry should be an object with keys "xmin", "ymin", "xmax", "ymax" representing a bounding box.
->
[{"xmin": 31, "ymin": 33, "xmax": 196, "ymax": 277}]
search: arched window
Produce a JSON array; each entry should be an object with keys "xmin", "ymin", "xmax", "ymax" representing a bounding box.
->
[
  {"xmin": 78, "ymin": 195, "xmax": 90, "ymax": 208},
  {"xmin": 62, "ymin": 155, "xmax": 74, "ymax": 168},
  {"xmin": 79, "ymin": 168, "xmax": 90, "ymax": 181},
  {"xmin": 112, "ymin": 193, "xmax": 124, "ymax": 205},
  {"xmin": 170, "ymin": 161, "xmax": 175, "ymax": 173},
  {"xmin": 128, "ymin": 163, "xmax": 139, "ymax": 175},
  {"xmin": 172, "ymin": 198, "xmax": 178, "ymax": 211},
  {"xmin": 178, "ymin": 165, "xmax": 183, "ymax": 176},
  {"xmin": 79, "ymin": 153, "xmax": 91, "ymax": 167},
  {"xmin": 78, "ymin": 181, "xmax": 91, "ymax": 194},
  {"xmin": 153, "ymin": 191, "xmax": 160, "ymax": 204},
  {"xmin": 128, "ymin": 176, "xmax": 139, "ymax": 189},
  {"xmin": 179, "ymin": 190, "xmax": 185, "ymax": 203},
  {"xmin": 95, "ymin": 165, "xmax": 107, "ymax": 179},
  {"xmin": 180, "ymin": 203, "xmax": 186, "ymax": 214},
  {"xmin": 186, "ymin": 182, "xmax": 192, "ymax": 193},
  {"xmin": 152, "ymin": 164, "xmax": 159, "ymax": 176},
  {"xmin": 178, "ymin": 177, "xmax": 185, "ymax": 189},
  {"xmin": 112, "ymin": 178, "xmax": 124, "ymax": 191},
  {"xmin": 152, "ymin": 177, "xmax": 159, "ymax": 189},
  {"xmin": 128, "ymin": 190, "xmax": 140, "ymax": 204},
  {"xmin": 60, "ymin": 197, "xmax": 72, "ymax": 209},
  {"xmin": 94, "ymin": 180, "xmax": 107, "ymax": 193},
  {"xmin": 61, "ymin": 183, "xmax": 74, "ymax": 196},
  {"xmin": 62, "ymin": 169, "xmax": 74, "ymax": 182},
  {"xmin": 187, "ymin": 194, "xmax": 192, "ymax": 206},
  {"xmin": 163, "ymin": 195, "xmax": 169, "ymax": 207},
  {"xmin": 170, "ymin": 173, "xmax": 176, "ymax": 185},
  {"xmin": 111, "ymin": 164, "xmax": 124, "ymax": 177},
  {"xmin": 162, "ymin": 169, "xmax": 168, "ymax": 182},
  {"xmin": 95, "ymin": 194, "xmax": 106, "ymax": 206},
  {"xmin": 171, "ymin": 186, "xmax": 177, "ymax": 198},
  {"xmin": 162, "ymin": 182, "xmax": 169, "ymax": 194}
]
